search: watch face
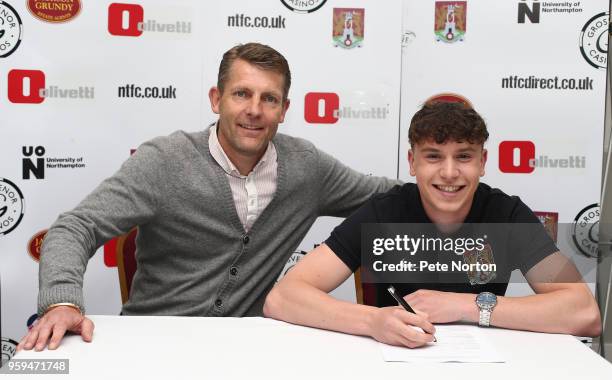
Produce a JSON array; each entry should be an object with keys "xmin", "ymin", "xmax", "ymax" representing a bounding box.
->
[{"xmin": 476, "ymin": 292, "xmax": 497, "ymax": 308}]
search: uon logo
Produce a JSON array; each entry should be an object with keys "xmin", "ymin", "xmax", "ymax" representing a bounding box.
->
[
  {"xmin": 8, "ymin": 69, "xmax": 45, "ymax": 104},
  {"xmin": 23, "ymin": 145, "xmax": 45, "ymax": 179},
  {"xmin": 518, "ymin": 0, "xmax": 540, "ymax": 24},
  {"xmin": 498, "ymin": 141, "xmax": 535, "ymax": 173},
  {"xmin": 304, "ymin": 92, "xmax": 339, "ymax": 124},
  {"xmin": 108, "ymin": 3, "xmax": 144, "ymax": 36}
]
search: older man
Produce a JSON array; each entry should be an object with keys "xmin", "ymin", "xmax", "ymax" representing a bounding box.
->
[{"xmin": 19, "ymin": 43, "xmax": 398, "ymax": 351}]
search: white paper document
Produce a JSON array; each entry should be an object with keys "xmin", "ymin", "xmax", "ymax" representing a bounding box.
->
[{"xmin": 380, "ymin": 325, "xmax": 506, "ymax": 363}]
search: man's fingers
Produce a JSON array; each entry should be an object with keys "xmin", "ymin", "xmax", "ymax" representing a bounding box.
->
[
  {"xmin": 399, "ymin": 335, "xmax": 429, "ymax": 348},
  {"xmin": 415, "ymin": 309, "xmax": 429, "ymax": 320},
  {"xmin": 397, "ymin": 310, "xmax": 436, "ymax": 336},
  {"xmin": 79, "ymin": 318, "xmax": 95, "ymax": 342},
  {"xmin": 17, "ymin": 331, "xmax": 34, "ymax": 351},
  {"xmin": 34, "ymin": 326, "xmax": 52, "ymax": 351},
  {"xmin": 21, "ymin": 328, "xmax": 40, "ymax": 350},
  {"xmin": 47, "ymin": 325, "xmax": 67, "ymax": 350}
]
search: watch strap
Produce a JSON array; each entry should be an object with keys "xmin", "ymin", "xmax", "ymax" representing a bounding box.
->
[{"xmin": 479, "ymin": 308, "xmax": 492, "ymax": 327}]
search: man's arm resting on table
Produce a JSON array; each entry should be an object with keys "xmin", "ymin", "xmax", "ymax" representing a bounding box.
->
[
  {"xmin": 20, "ymin": 140, "xmax": 166, "ymax": 351},
  {"xmin": 404, "ymin": 252, "xmax": 602, "ymax": 337},
  {"xmin": 263, "ymin": 244, "xmax": 436, "ymax": 348}
]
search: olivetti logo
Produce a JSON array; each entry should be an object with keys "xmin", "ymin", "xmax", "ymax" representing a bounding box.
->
[
  {"xmin": 499, "ymin": 140, "xmax": 586, "ymax": 173},
  {"xmin": 108, "ymin": 3, "xmax": 144, "ymax": 36},
  {"xmin": 107, "ymin": 2, "xmax": 191, "ymax": 37},
  {"xmin": 304, "ymin": 92, "xmax": 389, "ymax": 124}
]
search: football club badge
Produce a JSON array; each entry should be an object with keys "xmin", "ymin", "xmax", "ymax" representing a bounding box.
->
[
  {"xmin": 332, "ymin": 8, "xmax": 364, "ymax": 49},
  {"xmin": 463, "ymin": 243, "xmax": 496, "ymax": 285},
  {"xmin": 534, "ymin": 211, "xmax": 559, "ymax": 243},
  {"xmin": 434, "ymin": 1, "xmax": 466, "ymax": 43}
]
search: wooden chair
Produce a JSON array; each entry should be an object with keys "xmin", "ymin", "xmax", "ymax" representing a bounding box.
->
[{"xmin": 115, "ymin": 228, "xmax": 138, "ymax": 304}]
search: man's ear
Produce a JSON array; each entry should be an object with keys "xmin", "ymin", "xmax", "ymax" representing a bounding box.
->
[
  {"xmin": 480, "ymin": 148, "xmax": 488, "ymax": 177},
  {"xmin": 408, "ymin": 149, "xmax": 416, "ymax": 176},
  {"xmin": 209, "ymin": 87, "xmax": 221, "ymax": 114},
  {"xmin": 279, "ymin": 98, "xmax": 290, "ymax": 123}
]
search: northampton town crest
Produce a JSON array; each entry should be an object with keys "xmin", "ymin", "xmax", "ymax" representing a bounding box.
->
[
  {"xmin": 332, "ymin": 8, "xmax": 364, "ymax": 49},
  {"xmin": 434, "ymin": 1, "xmax": 466, "ymax": 43},
  {"xmin": 463, "ymin": 243, "xmax": 496, "ymax": 285}
]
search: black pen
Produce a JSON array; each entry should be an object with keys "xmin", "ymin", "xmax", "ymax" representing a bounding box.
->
[{"xmin": 387, "ymin": 285, "xmax": 437, "ymax": 342}]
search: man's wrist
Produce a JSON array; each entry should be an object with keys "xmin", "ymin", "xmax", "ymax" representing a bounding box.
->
[
  {"xmin": 462, "ymin": 294, "xmax": 480, "ymax": 323},
  {"xmin": 45, "ymin": 302, "xmax": 82, "ymax": 315}
]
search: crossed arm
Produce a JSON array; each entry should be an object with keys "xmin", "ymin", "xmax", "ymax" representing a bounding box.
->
[{"xmin": 264, "ymin": 244, "xmax": 602, "ymax": 348}]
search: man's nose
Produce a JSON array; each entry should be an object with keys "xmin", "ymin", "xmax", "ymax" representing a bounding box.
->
[
  {"xmin": 246, "ymin": 97, "xmax": 263, "ymax": 117},
  {"xmin": 440, "ymin": 158, "xmax": 459, "ymax": 179}
]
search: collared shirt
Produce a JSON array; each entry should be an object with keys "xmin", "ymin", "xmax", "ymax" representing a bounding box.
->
[{"xmin": 208, "ymin": 124, "xmax": 278, "ymax": 231}]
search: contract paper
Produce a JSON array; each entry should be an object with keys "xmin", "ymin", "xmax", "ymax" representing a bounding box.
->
[{"xmin": 380, "ymin": 325, "xmax": 505, "ymax": 363}]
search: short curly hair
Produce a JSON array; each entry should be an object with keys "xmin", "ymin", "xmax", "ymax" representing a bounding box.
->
[{"xmin": 408, "ymin": 102, "xmax": 488, "ymax": 148}]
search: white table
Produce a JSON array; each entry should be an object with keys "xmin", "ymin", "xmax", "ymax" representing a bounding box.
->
[{"xmin": 8, "ymin": 315, "xmax": 612, "ymax": 379}]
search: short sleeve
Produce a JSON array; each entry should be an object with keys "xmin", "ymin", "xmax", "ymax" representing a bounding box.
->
[
  {"xmin": 325, "ymin": 198, "xmax": 379, "ymax": 272},
  {"xmin": 509, "ymin": 199, "xmax": 559, "ymax": 274}
]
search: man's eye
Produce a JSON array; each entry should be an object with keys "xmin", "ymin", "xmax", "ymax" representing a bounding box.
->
[
  {"xmin": 457, "ymin": 154, "xmax": 472, "ymax": 161},
  {"xmin": 264, "ymin": 95, "xmax": 279, "ymax": 103},
  {"xmin": 234, "ymin": 90, "xmax": 247, "ymax": 97},
  {"xmin": 426, "ymin": 154, "xmax": 440, "ymax": 160}
]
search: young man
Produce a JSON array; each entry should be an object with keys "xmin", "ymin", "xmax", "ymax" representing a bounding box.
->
[
  {"xmin": 18, "ymin": 43, "xmax": 399, "ymax": 351},
  {"xmin": 264, "ymin": 102, "xmax": 601, "ymax": 348}
]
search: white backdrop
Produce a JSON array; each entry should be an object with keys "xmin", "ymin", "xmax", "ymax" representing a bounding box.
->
[{"xmin": 0, "ymin": 0, "xmax": 609, "ymax": 349}]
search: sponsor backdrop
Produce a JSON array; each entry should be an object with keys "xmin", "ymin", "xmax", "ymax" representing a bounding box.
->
[
  {"xmin": 399, "ymin": 0, "xmax": 609, "ymax": 296},
  {"xmin": 0, "ymin": 0, "xmax": 608, "ymax": 348}
]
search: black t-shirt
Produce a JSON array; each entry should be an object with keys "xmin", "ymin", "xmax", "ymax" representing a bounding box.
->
[{"xmin": 325, "ymin": 183, "xmax": 558, "ymax": 306}]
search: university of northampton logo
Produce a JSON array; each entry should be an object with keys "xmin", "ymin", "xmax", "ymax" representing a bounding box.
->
[
  {"xmin": 434, "ymin": 1, "xmax": 466, "ymax": 43},
  {"xmin": 463, "ymin": 243, "xmax": 496, "ymax": 285},
  {"xmin": 27, "ymin": 0, "xmax": 81, "ymax": 23},
  {"xmin": 332, "ymin": 8, "xmax": 364, "ymax": 49}
]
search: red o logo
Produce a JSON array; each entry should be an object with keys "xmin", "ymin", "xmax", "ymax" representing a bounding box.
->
[
  {"xmin": 499, "ymin": 141, "xmax": 536, "ymax": 173},
  {"xmin": 8, "ymin": 69, "xmax": 46, "ymax": 104},
  {"xmin": 108, "ymin": 3, "xmax": 144, "ymax": 37},
  {"xmin": 304, "ymin": 92, "xmax": 339, "ymax": 124}
]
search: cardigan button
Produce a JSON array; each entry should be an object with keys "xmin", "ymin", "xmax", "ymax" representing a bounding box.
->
[
  {"xmin": 215, "ymin": 299, "xmax": 223, "ymax": 307},
  {"xmin": 230, "ymin": 267, "xmax": 238, "ymax": 276},
  {"xmin": 242, "ymin": 235, "xmax": 250, "ymax": 244}
]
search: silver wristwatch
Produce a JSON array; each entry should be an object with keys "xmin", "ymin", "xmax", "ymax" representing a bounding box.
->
[{"xmin": 476, "ymin": 292, "xmax": 497, "ymax": 327}]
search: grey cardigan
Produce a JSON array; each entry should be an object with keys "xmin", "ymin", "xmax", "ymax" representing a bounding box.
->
[{"xmin": 38, "ymin": 128, "xmax": 399, "ymax": 316}]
